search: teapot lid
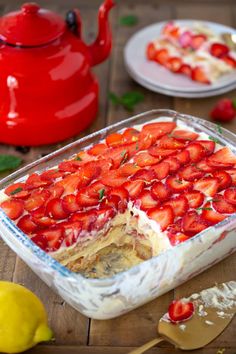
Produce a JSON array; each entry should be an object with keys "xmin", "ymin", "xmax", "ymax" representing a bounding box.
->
[{"xmin": 0, "ymin": 3, "xmax": 66, "ymax": 46}]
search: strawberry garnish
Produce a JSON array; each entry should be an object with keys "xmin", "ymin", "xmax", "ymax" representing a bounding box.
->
[
  {"xmin": 158, "ymin": 135, "xmax": 185, "ymax": 150},
  {"xmin": 201, "ymin": 202, "xmax": 226, "ymax": 225},
  {"xmin": 151, "ymin": 161, "xmax": 170, "ymax": 180},
  {"xmin": 178, "ymin": 164, "xmax": 205, "ymax": 181},
  {"xmin": 56, "ymin": 173, "xmax": 81, "ymax": 195},
  {"xmin": 224, "ymin": 188, "xmax": 236, "ymax": 205},
  {"xmin": 184, "ymin": 190, "xmax": 204, "ymax": 208},
  {"xmin": 62, "ymin": 221, "xmax": 82, "ymax": 247},
  {"xmin": 210, "ymin": 98, "xmax": 236, "ymax": 122},
  {"xmin": 46, "ymin": 198, "xmax": 69, "ymax": 220},
  {"xmin": 36, "ymin": 227, "xmax": 64, "ymax": 252},
  {"xmin": 17, "ymin": 215, "xmax": 38, "ymax": 234},
  {"xmin": 62, "ymin": 194, "xmax": 81, "ymax": 213},
  {"xmin": 196, "ymin": 159, "xmax": 215, "ymax": 172},
  {"xmin": 210, "ymin": 42, "xmax": 229, "ymax": 58},
  {"xmin": 191, "ymin": 34, "xmax": 207, "ymax": 49},
  {"xmin": 182, "ymin": 210, "xmax": 208, "ymax": 236},
  {"xmin": 4, "ymin": 182, "xmax": 29, "ymax": 199},
  {"xmin": 178, "ymin": 63, "xmax": 192, "ymax": 77},
  {"xmin": 185, "ymin": 143, "xmax": 205, "ymax": 162},
  {"xmin": 103, "ymin": 146, "xmax": 129, "ymax": 169},
  {"xmin": 168, "ymin": 300, "xmax": 194, "ymax": 323},
  {"xmin": 212, "ymin": 171, "xmax": 232, "ymax": 191},
  {"xmin": 109, "ymin": 187, "xmax": 129, "ymax": 212},
  {"xmin": 148, "ymin": 146, "xmax": 176, "ymax": 158},
  {"xmin": 146, "ymin": 42, "xmax": 157, "ymax": 60},
  {"xmin": 197, "ymin": 140, "xmax": 215, "ymax": 156},
  {"xmin": 164, "ymin": 157, "xmax": 181, "ymax": 174},
  {"xmin": 24, "ymin": 190, "xmax": 51, "ymax": 212},
  {"xmin": 212, "ymin": 194, "xmax": 236, "ymax": 214},
  {"xmin": 25, "ymin": 173, "xmax": 52, "ymax": 190},
  {"xmin": 118, "ymin": 163, "xmax": 140, "ymax": 177},
  {"xmin": 0, "ymin": 199, "xmax": 24, "ymax": 220},
  {"xmin": 155, "ymin": 48, "xmax": 169, "ymax": 65},
  {"xmin": 142, "ymin": 122, "xmax": 176, "ymax": 142},
  {"xmin": 106, "ymin": 133, "xmax": 124, "ymax": 147},
  {"xmin": 122, "ymin": 128, "xmax": 140, "ymax": 143},
  {"xmin": 70, "ymin": 210, "xmax": 97, "ymax": 232},
  {"xmin": 168, "ymin": 232, "xmax": 190, "ymax": 246},
  {"xmin": 30, "ymin": 234, "xmax": 48, "ymax": 251},
  {"xmin": 222, "ymin": 55, "xmax": 236, "ymax": 68},
  {"xmin": 76, "ymin": 188, "xmax": 100, "ymax": 207},
  {"xmin": 131, "ymin": 168, "xmax": 157, "ymax": 183},
  {"xmin": 194, "ymin": 176, "xmax": 219, "ymax": 197},
  {"xmin": 207, "ymin": 147, "xmax": 236, "ymax": 167},
  {"xmin": 88, "ymin": 143, "xmax": 108, "ymax": 156},
  {"xmin": 101, "ymin": 170, "xmax": 127, "ymax": 187},
  {"xmin": 166, "ymin": 57, "xmax": 182, "ymax": 72},
  {"xmin": 123, "ymin": 180, "xmax": 145, "ymax": 199},
  {"xmin": 100, "ymin": 195, "xmax": 121, "ymax": 211},
  {"xmin": 94, "ymin": 207, "xmax": 115, "ymax": 231},
  {"xmin": 47, "ymin": 185, "xmax": 64, "ymax": 199},
  {"xmin": 225, "ymin": 169, "xmax": 236, "ymax": 186},
  {"xmin": 58, "ymin": 160, "xmax": 81, "ymax": 173},
  {"xmin": 174, "ymin": 150, "xmax": 190, "ymax": 165},
  {"xmin": 191, "ymin": 66, "xmax": 210, "ymax": 84},
  {"xmin": 133, "ymin": 151, "xmax": 160, "ymax": 167},
  {"xmin": 151, "ymin": 181, "xmax": 171, "ymax": 201},
  {"xmin": 147, "ymin": 205, "xmax": 174, "ymax": 231},
  {"xmin": 32, "ymin": 216, "xmax": 56, "ymax": 228},
  {"xmin": 179, "ymin": 31, "xmax": 192, "ymax": 48},
  {"xmin": 164, "ymin": 195, "xmax": 188, "ymax": 217},
  {"xmin": 166, "ymin": 176, "xmax": 192, "ymax": 192},
  {"xmin": 171, "ymin": 130, "xmax": 198, "ymax": 142},
  {"xmin": 137, "ymin": 190, "xmax": 160, "ymax": 210}
]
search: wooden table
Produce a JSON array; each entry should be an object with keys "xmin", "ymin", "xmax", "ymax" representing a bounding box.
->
[{"xmin": 0, "ymin": 0, "xmax": 236, "ymax": 353}]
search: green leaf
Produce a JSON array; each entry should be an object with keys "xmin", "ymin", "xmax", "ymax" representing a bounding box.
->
[
  {"xmin": 232, "ymin": 99, "xmax": 236, "ymax": 110},
  {"xmin": 196, "ymin": 207, "xmax": 212, "ymax": 211},
  {"xmin": 216, "ymin": 124, "xmax": 222, "ymax": 134},
  {"xmin": 99, "ymin": 189, "xmax": 105, "ymax": 201},
  {"xmin": 119, "ymin": 15, "xmax": 138, "ymax": 26},
  {"xmin": 10, "ymin": 187, "xmax": 23, "ymax": 195},
  {"xmin": 0, "ymin": 155, "xmax": 22, "ymax": 172},
  {"xmin": 108, "ymin": 92, "xmax": 120, "ymax": 105},
  {"xmin": 75, "ymin": 156, "xmax": 82, "ymax": 161},
  {"xmin": 109, "ymin": 91, "xmax": 144, "ymax": 111},
  {"xmin": 208, "ymin": 136, "xmax": 221, "ymax": 144}
]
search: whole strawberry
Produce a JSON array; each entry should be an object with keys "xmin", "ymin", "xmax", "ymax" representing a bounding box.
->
[{"xmin": 210, "ymin": 98, "xmax": 236, "ymax": 122}]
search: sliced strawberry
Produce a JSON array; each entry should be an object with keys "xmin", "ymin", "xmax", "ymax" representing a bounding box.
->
[
  {"xmin": 106, "ymin": 133, "xmax": 124, "ymax": 147},
  {"xmin": 131, "ymin": 168, "xmax": 156, "ymax": 183},
  {"xmin": 158, "ymin": 135, "xmax": 185, "ymax": 150},
  {"xmin": 166, "ymin": 176, "xmax": 192, "ymax": 193},
  {"xmin": 168, "ymin": 232, "xmax": 190, "ymax": 246},
  {"xmin": 58, "ymin": 160, "xmax": 81, "ymax": 173},
  {"xmin": 146, "ymin": 42, "xmax": 157, "ymax": 60},
  {"xmin": 47, "ymin": 185, "xmax": 64, "ymax": 199},
  {"xmin": 174, "ymin": 150, "xmax": 190, "ymax": 165},
  {"xmin": 142, "ymin": 122, "xmax": 176, "ymax": 142},
  {"xmin": 171, "ymin": 130, "xmax": 199, "ymax": 142},
  {"xmin": 25, "ymin": 190, "xmax": 51, "ymax": 212},
  {"xmin": 191, "ymin": 66, "xmax": 210, "ymax": 84},
  {"xmin": 182, "ymin": 210, "xmax": 208, "ymax": 236},
  {"xmin": 147, "ymin": 205, "xmax": 174, "ymax": 231},
  {"xmin": 109, "ymin": 187, "xmax": 128, "ymax": 212},
  {"xmin": 103, "ymin": 146, "xmax": 129, "ymax": 169},
  {"xmin": 184, "ymin": 190, "xmax": 204, "ymax": 208},
  {"xmin": 162, "ymin": 22, "xmax": 179, "ymax": 37},
  {"xmin": 75, "ymin": 150, "xmax": 95, "ymax": 163},
  {"xmin": 17, "ymin": 215, "xmax": 38, "ymax": 234},
  {"xmin": 46, "ymin": 198, "xmax": 69, "ymax": 220},
  {"xmin": 30, "ymin": 205, "xmax": 46, "ymax": 219},
  {"xmin": 224, "ymin": 188, "xmax": 236, "ymax": 205},
  {"xmin": 178, "ymin": 164, "xmax": 205, "ymax": 181},
  {"xmin": 166, "ymin": 57, "xmax": 182, "ymax": 72},
  {"xmin": 164, "ymin": 196, "xmax": 188, "ymax": 217},
  {"xmin": 70, "ymin": 209, "xmax": 97, "ymax": 232},
  {"xmin": 25, "ymin": 173, "xmax": 52, "ymax": 190},
  {"xmin": 210, "ymin": 42, "xmax": 229, "ymax": 58},
  {"xmin": 178, "ymin": 63, "xmax": 192, "ymax": 77},
  {"xmin": 62, "ymin": 221, "xmax": 82, "ymax": 247},
  {"xmin": 225, "ymin": 169, "xmax": 236, "ymax": 185},
  {"xmin": 30, "ymin": 234, "xmax": 48, "ymax": 252},
  {"xmin": 122, "ymin": 128, "xmax": 140, "ymax": 143},
  {"xmin": 100, "ymin": 194, "xmax": 121, "ymax": 211},
  {"xmin": 137, "ymin": 190, "xmax": 160, "ymax": 210},
  {"xmin": 196, "ymin": 159, "xmax": 215, "ymax": 172},
  {"xmin": 167, "ymin": 218, "xmax": 182, "ymax": 234},
  {"xmin": 151, "ymin": 181, "xmax": 171, "ymax": 201},
  {"xmin": 168, "ymin": 300, "xmax": 194, "ymax": 323},
  {"xmin": 123, "ymin": 180, "xmax": 145, "ymax": 199},
  {"xmin": 212, "ymin": 170, "xmax": 232, "ymax": 191},
  {"xmin": 212, "ymin": 194, "xmax": 236, "ymax": 214},
  {"xmin": 178, "ymin": 31, "xmax": 192, "ymax": 48},
  {"xmin": 151, "ymin": 161, "xmax": 170, "ymax": 180},
  {"xmin": 88, "ymin": 143, "xmax": 108, "ymax": 156},
  {"xmin": 76, "ymin": 189, "xmax": 100, "ymax": 207},
  {"xmin": 164, "ymin": 157, "xmax": 181, "ymax": 174},
  {"xmin": 78, "ymin": 162, "xmax": 101, "ymax": 187},
  {"xmin": 0, "ymin": 199, "xmax": 24, "ymax": 220},
  {"xmin": 197, "ymin": 140, "xmax": 215, "ymax": 156},
  {"xmin": 222, "ymin": 55, "xmax": 236, "ymax": 68},
  {"xmin": 194, "ymin": 177, "xmax": 219, "ymax": 197},
  {"xmin": 133, "ymin": 151, "xmax": 160, "ymax": 167},
  {"xmin": 32, "ymin": 216, "xmax": 56, "ymax": 228},
  {"xmin": 118, "ymin": 163, "xmax": 140, "ymax": 177},
  {"xmin": 207, "ymin": 147, "xmax": 236, "ymax": 168},
  {"xmin": 155, "ymin": 48, "xmax": 169, "ymax": 65},
  {"xmin": 148, "ymin": 146, "xmax": 176, "ymax": 158},
  {"xmin": 185, "ymin": 143, "xmax": 205, "ymax": 162},
  {"xmin": 4, "ymin": 182, "xmax": 29, "ymax": 199},
  {"xmin": 56, "ymin": 173, "xmax": 81, "ymax": 195},
  {"xmin": 94, "ymin": 207, "xmax": 115, "ymax": 231},
  {"xmin": 86, "ymin": 180, "xmax": 110, "ymax": 199},
  {"xmin": 101, "ymin": 170, "xmax": 127, "ymax": 187},
  {"xmin": 138, "ymin": 130, "xmax": 154, "ymax": 150},
  {"xmin": 62, "ymin": 194, "xmax": 81, "ymax": 213},
  {"xmin": 201, "ymin": 202, "xmax": 226, "ymax": 225},
  {"xmin": 38, "ymin": 227, "xmax": 64, "ymax": 252},
  {"xmin": 191, "ymin": 34, "xmax": 207, "ymax": 49}
]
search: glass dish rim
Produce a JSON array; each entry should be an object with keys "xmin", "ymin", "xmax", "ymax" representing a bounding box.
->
[{"xmin": 0, "ymin": 108, "xmax": 236, "ymax": 285}]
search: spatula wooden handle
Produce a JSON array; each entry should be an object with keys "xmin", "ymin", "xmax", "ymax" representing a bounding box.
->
[{"xmin": 128, "ymin": 337, "xmax": 164, "ymax": 354}]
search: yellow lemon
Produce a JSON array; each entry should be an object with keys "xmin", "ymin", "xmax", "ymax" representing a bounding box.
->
[{"xmin": 0, "ymin": 281, "xmax": 53, "ymax": 353}]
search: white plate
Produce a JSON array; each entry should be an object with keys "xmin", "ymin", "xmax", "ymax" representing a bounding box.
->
[{"xmin": 124, "ymin": 20, "xmax": 236, "ymax": 98}]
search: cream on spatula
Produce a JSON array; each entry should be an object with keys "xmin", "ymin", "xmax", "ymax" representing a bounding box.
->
[{"xmin": 129, "ymin": 281, "xmax": 236, "ymax": 354}]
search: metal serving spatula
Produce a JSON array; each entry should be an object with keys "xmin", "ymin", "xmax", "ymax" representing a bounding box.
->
[{"xmin": 129, "ymin": 281, "xmax": 236, "ymax": 354}]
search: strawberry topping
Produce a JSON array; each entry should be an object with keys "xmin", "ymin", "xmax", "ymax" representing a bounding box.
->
[
  {"xmin": 147, "ymin": 206, "xmax": 174, "ymax": 231},
  {"xmin": 168, "ymin": 300, "xmax": 194, "ymax": 323}
]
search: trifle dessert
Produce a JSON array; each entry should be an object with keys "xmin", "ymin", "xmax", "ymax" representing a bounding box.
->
[
  {"xmin": 146, "ymin": 21, "xmax": 236, "ymax": 84},
  {"xmin": 1, "ymin": 118, "xmax": 236, "ymax": 278}
]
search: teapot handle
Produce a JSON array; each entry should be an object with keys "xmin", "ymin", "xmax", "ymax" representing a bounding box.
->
[{"xmin": 65, "ymin": 9, "xmax": 81, "ymax": 37}]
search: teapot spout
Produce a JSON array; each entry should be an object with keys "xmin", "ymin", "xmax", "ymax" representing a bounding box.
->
[{"xmin": 88, "ymin": 0, "xmax": 115, "ymax": 66}]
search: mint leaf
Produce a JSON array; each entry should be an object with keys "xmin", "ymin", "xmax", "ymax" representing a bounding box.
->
[
  {"xmin": 119, "ymin": 15, "xmax": 138, "ymax": 26},
  {"xmin": 216, "ymin": 124, "xmax": 222, "ymax": 134},
  {"xmin": 10, "ymin": 187, "xmax": 23, "ymax": 195},
  {"xmin": 75, "ymin": 156, "xmax": 82, "ymax": 161},
  {"xmin": 208, "ymin": 136, "xmax": 221, "ymax": 144},
  {"xmin": 196, "ymin": 207, "xmax": 212, "ymax": 211},
  {"xmin": 108, "ymin": 92, "xmax": 120, "ymax": 105},
  {"xmin": 0, "ymin": 155, "xmax": 22, "ymax": 172},
  {"xmin": 99, "ymin": 189, "xmax": 105, "ymax": 201},
  {"xmin": 109, "ymin": 91, "xmax": 144, "ymax": 111}
]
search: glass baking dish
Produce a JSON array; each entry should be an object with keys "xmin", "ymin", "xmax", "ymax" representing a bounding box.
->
[{"xmin": 0, "ymin": 109, "xmax": 236, "ymax": 320}]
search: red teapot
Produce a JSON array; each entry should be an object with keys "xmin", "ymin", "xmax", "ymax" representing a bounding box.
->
[{"xmin": 0, "ymin": 1, "xmax": 114, "ymax": 146}]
